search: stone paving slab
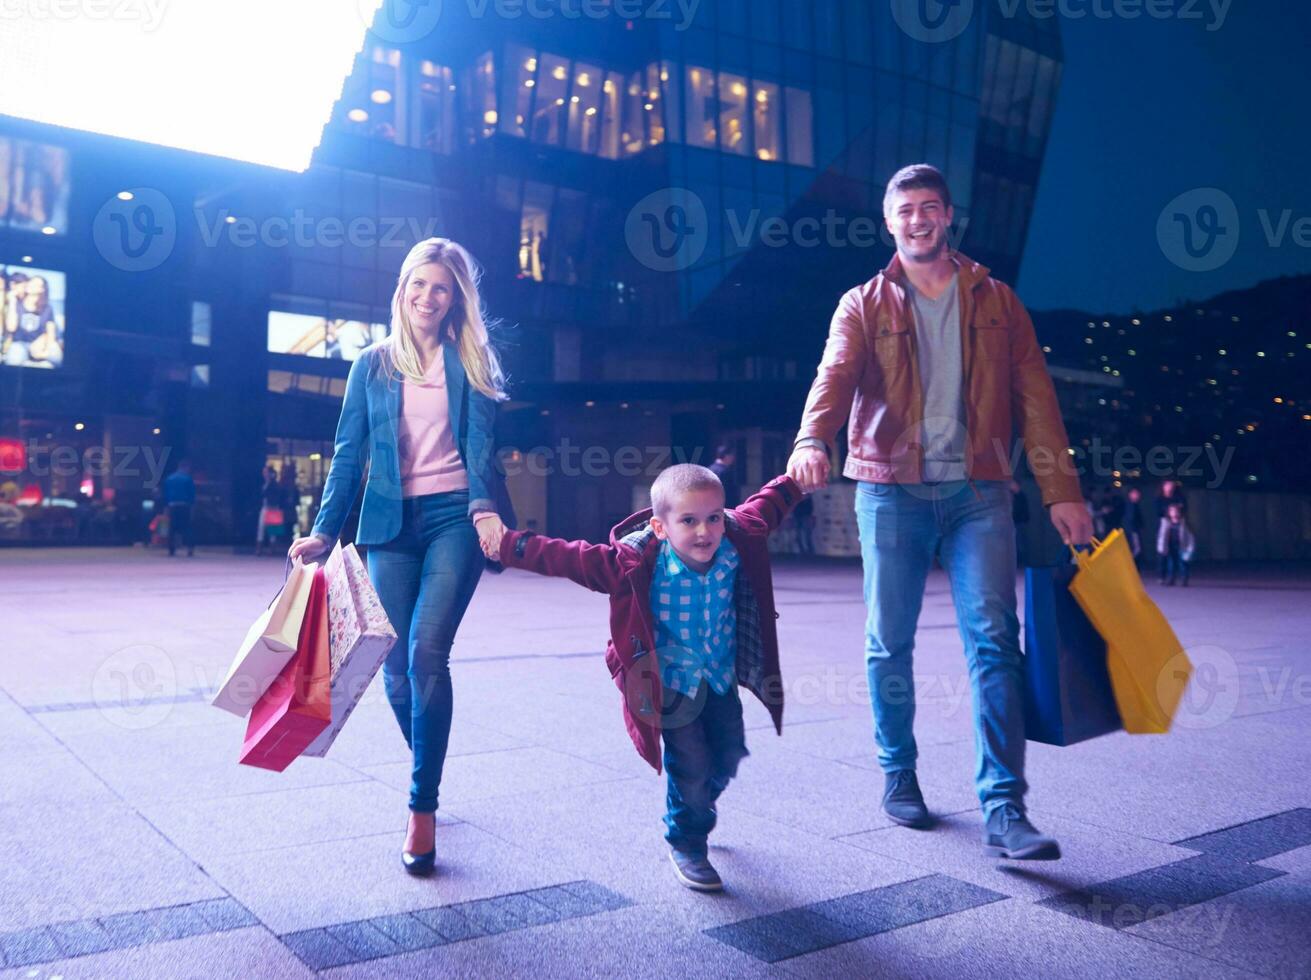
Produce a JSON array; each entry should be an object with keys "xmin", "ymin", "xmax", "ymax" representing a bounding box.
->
[
  {"xmin": 0, "ymin": 800, "xmax": 225, "ymax": 932},
  {"xmin": 0, "ymin": 925, "xmax": 312, "ymax": 979},
  {"xmin": 1125, "ymin": 874, "xmax": 1311, "ymax": 979},
  {"xmin": 196, "ymin": 819, "xmax": 582, "ymax": 935}
]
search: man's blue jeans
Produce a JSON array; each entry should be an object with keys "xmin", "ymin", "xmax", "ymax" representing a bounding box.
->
[
  {"xmin": 661, "ymin": 684, "xmax": 749, "ymax": 856},
  {"xmin": 368, "ymin": 491, "xmax": 483, "ymax": 813},
  {"xmin": 855, "ymin": 479, "xmax": 1027, "ymax": 815}
]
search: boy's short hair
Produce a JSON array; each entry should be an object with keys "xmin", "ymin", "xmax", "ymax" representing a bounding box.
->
[{"xmin": 650, "ymin": 463, "xmax": 724, "ymax": 518}]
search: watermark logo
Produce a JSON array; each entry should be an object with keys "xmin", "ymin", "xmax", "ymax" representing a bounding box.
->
[
  {"xmin": 91, "ymin": 644, "xmax": 177, "ymax": 730},
  {"xmin": 1167, "ymin": 644, "xmax": 1240, "ymax": 731},
  {"xmin": 890, "ymin": 0, "xmax": 975, "ymax": 43},
  {"xmin": 1156, "ymin": 187, "xmax": 1240, "ymax": 272},
  {"xmin": 626, "ymin": 187, "xmax": 709, "ymax": 272},
  {"xmin": 360, "ymin": 0, "xmax": 443, "ymax": 43},
  {"xmin": 92, "ymin": 188, "xmax": 177, "ymax": 272}
]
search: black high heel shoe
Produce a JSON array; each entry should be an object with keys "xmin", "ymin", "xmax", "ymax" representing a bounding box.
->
[
  {"xmin": 401, "ymin": 848, "xmax": 435, "ymax": 876},
  {"xmin": 402, "ymin": 813, "xmax": 437, "ymax": 877}
]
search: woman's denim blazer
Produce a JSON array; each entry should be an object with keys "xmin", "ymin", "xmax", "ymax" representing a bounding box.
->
[{"xmin": 311, "ymin": 342, "xmax": 512, "ymax": 547}]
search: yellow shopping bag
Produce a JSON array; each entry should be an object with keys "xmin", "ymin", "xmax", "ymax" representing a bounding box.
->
[{"xmin": 1067, "ymin": 529, "xmax": 1191, "ymax": 733}]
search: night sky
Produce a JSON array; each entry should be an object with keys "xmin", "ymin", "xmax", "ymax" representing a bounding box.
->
[{"xmin": 1016, "ymin": 1, "xmax": 1311, "ymax": 314}]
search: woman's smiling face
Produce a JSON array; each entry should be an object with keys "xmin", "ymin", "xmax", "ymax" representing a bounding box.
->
[{"xmin": 404, "ymin": 261, "xmax": 455, "ymax": 335}]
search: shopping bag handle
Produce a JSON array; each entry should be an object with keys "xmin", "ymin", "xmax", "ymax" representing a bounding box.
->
[
  {"xmin": 269, "ymin": 555, "xmax": 303, "ymax": 608},
  {"xmin": 1068, "ymin": 536, "xmax": 1102, "ymax": 567}
]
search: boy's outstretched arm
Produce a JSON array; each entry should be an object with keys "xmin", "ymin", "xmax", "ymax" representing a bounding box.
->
[
  {"xmin": 732, "ymin": 475, "xmax": 805, "ymax": 533},
  {"xmin": 497, "ymin": 529, "xmax": 626, "ymax": 595}
]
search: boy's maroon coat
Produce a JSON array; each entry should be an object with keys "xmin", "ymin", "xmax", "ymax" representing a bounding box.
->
[{"xmin": 497, "ymin": 476, "xmax": 803, "ymax": 773}]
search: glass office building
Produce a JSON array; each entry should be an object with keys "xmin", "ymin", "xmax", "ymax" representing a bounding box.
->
[{"xmin": 0, "ymin": 1, "xmax": 1063, "ymax": 544}]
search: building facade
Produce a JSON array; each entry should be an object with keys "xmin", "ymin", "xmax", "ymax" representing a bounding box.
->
[{"xmin": 0, "ymin": 0, "xmax": 1065, "ymax": 545}]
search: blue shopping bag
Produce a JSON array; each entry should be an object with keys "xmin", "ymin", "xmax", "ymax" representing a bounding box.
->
[{"xmin": 1023, "ymin": 563, "xmax": 1122, "ymax": 746}]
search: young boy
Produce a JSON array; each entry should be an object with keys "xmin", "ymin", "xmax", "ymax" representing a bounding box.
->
[
  {"xmin": 1156, "ymin": 501, "xmax": 1196, "ymax": 586},
  {"xmin": 492, "ymin": 465, "xmax": 803, "ymax": 891}
]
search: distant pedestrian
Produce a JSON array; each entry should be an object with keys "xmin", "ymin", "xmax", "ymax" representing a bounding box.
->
[
  {"xmin": 1123, "ymin": 487, "xmax": 1145, "ymax": 560},
  {"xmin": 1099, "ymin": 487, "xmax": 1125, "ymax": 533},
  {"xmin": 1154, "ymin": 479, "xmax": 1188, "ymax": 522},
  {"xmin": 709, "ymin": 445, "xmax": 739, "ymax": 509},
  {"xmin": 1156, "ymin": 502, "xmax": 1195, "ymax": 586},
  {"xmin": 278, "ymin": 464, "xmax": 300, "ymax": 539},
  {"xmin": 162, "ymin": 459, "xmax": 196, "ymax": 557},
  {"xmin": 255, "ymin": 465, "xmax": 283, "ymax": 556}
]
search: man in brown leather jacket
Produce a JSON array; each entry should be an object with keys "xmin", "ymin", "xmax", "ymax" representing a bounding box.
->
[{"xmin": 788, "ymin": 164, "xmax": 1093, "ymax": 860}]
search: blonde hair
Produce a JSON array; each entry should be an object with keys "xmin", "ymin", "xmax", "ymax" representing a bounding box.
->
[
  {"xmin": 650, "ymin": 464, "xmax": 724, "ymax": 518},
  {"xmin": 381, "ymin": 238, "xmax": 507, "ymax": 400}
]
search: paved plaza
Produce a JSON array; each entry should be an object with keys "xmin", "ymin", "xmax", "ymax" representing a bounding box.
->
[{"xmin": 1, "ymin": 548, "xmax": 1308, "ymax": 978}]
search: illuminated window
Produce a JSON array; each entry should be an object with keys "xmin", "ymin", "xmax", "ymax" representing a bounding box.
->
[
  {"xmin": 753, "ymin": 81, "xmax": 780, "ymax": 161},
  {"xmin": 718, "ymin": 72, "xmax": 749, "ymax": 155},
  {"xmin": 501, "ymin": 44, "xmax": 534, "ymax": 138},
  {"xmin": 465, "ymin": 52, "xmax": 497, "ymax": 141},
  {"xmin": 335, "ymin": 45, "xmax": 401, "ymax": 143},
  {"xmin": 685, "ymin": 66, "xmax": 717, "ymax": 149},
  {"xmin": 190, "ymin": 302, "xmax": 211, "ymax": 347},
  {"xmin": 621, "ymin": 70, "xmax": 647, "ymax": 154},
  {"xmin": 643, "ymin": 64, "xmax": 666, "ymax": 147},
  {"xmin": 785, "ymin": 86, "xmax": 814, "ymax": 166},
  {"xmin": 600, "ymin": 71, "xmax": 623, "ymax": 159},
  {"xmin": 532, "ymin": 54, "xmax": 570, "ymax": 146},
  {"xmin": 567, "ymin": 61, "xmax": 604, "ymax": 154},
  {"xmin": 418, "ymin": 61, "xmax": 456, "ymax": 153},
  {"xmin": 518, "ymin": 182, "xmax": 552, "ymax": 282},
  {"xmin": 660, "ymin": 61, "xmax": 681, "ymax": 144}
]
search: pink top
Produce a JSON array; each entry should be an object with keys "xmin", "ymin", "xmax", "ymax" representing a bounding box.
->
[{"xmin": 397, "ymin": 352, "xmax": 470, "ymax": 498}]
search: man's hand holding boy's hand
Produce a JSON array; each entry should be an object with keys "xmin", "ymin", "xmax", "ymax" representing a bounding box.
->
[{"xmin": 787, "ymin": 445, "xmax": 830, "ymax": 493}]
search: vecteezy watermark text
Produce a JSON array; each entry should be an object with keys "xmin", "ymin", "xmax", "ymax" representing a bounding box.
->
[
  {"xmin": 890, "ymin": 0, "xmax": 1230, "ymax": 44},
  {"xmin": 626, "ymin": 187, "xmax": 970, "ymax": 272},
  {"xmin": 20, "ymin": 441, "xmax": 171, "ymax": 488},
  {"xmin": 0, "ymin": 0, "xmax": 168, "ymax": 31},
  {"xmin": 362, "ymin": 0, "xmax": 701, "ymax": 43}
]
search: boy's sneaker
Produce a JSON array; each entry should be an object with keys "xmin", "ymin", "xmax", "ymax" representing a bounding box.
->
[
  {"xmin": 882, "ymin": 770, "xmax": 932, "ymax": 829},
  {"xmin": 982, "ymin": 803, "xmax": 1061, "ymax": 860},
  {"xmin": 669, "ymin": 848, "xmax": 723, "ymax": 892}
]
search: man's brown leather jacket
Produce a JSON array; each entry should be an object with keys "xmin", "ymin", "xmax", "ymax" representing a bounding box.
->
[{"xmin": 795, "ymin": 251, "xmax": 1082, "ymax": 507}]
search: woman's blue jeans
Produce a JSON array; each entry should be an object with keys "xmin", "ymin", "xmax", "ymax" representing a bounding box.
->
[
  {"xmin": 855, "ymin": 479, "xmax": 1028, "ymax": 816},
  {"xmin": 367, "ymin": 491, "xmax": 483, "ymax": 813}
]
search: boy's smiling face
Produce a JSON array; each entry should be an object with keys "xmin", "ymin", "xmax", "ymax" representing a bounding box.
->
[{"xmin": 650, "ymin": 486, "xmax": 726, "ymax": 574}]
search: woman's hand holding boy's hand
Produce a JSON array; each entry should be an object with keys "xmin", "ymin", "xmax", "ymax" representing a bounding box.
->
[{"xmin": 475, "ymin": 513, "xmax": 506, "ymax": 560}]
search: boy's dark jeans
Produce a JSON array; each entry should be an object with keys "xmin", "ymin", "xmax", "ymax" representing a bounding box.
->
[
  {"xmin": 661, "ymin": 684, "xmax": 749, "ymax": 857},
  {"xmin": 1160, "ymin": 554, "xmax": 1190, "ymax": 585}
]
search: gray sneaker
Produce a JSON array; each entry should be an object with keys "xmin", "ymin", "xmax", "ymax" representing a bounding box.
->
[
  {"xmin": 882, "ymin": 770, "xmax": 932, "ymax": 829},
  {"xmin": 983, "ymin": 803, "xmax": 1061, "ymax": 860},
  {"xmin": 669, "ymin": 848, "xmax": 723, "ymax": 891}
]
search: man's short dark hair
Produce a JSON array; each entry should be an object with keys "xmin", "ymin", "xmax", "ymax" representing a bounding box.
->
[{"xmin": 883, "ymin": 163, "xmax": 952, "ymax": 216}]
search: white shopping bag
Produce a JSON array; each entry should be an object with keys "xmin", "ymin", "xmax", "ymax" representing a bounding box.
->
[{"xmin": 211, "ymin": 557, "xmax": 315, "ymax": 716}]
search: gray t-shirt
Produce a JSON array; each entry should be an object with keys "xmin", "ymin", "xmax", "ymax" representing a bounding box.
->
[{"xmin": 908, "ymin": 273, "xmax": 966, "ymax": 482}]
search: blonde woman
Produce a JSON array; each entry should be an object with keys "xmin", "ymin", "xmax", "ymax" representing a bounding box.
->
[{"xmin": 290, "ymin": 238, "xmax": 512, "ymax": 876}]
